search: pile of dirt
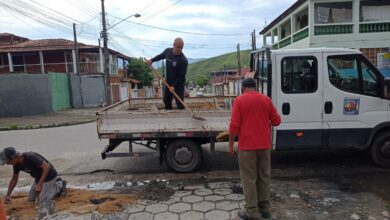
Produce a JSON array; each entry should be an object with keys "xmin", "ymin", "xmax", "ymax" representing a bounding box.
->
[
  {"xmin": 188, "ymin": 102, "xmax": 215, "ymax": 110},
  {"xmin": 5, "ymin": 189, "xmax": 135, "ymax": 219},
  {"xmin": 136, "ymin": 180, "xmax": 174, "ymax": 201}
]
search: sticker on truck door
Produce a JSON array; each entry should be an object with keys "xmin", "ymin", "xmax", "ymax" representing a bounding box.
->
[{"xmin": 343, "ymin": 98, "xmax": 360, "ymax": 115}]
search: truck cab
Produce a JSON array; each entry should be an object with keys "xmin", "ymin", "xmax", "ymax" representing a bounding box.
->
[{"xmin": 251, "ymin": 47, "xmax": 390, "ymax": 167}]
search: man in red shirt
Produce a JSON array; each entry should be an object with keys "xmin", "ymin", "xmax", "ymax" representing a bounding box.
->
[{"xmin": 228, "ymin": 78, "xmax": 281, "ymax": 219}]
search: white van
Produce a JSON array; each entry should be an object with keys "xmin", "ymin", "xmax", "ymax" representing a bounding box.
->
[{"xmin": 251, "ymin": 47, "xmax": 390, "ymax": 168}]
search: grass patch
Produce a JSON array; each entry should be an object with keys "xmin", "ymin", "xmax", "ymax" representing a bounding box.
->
[
  {"xmin": 386, "ymin": 201, "xmax": 390, "ymax": 209},
  {"xmin": 9, "ymin": 125, "xmax": 18, "ymax": 130}
]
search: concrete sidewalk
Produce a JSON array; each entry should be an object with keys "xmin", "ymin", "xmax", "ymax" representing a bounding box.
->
[{"xmin": 0, "ymin": 108, "xmax": 100, "ymax": 131}]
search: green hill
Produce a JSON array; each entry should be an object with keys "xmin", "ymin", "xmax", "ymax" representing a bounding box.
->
[{"xmin": 186, "ymin": 50, "xmax": 251, "ymax": 83}]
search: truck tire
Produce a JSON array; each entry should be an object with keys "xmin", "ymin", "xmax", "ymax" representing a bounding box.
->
[
  {"xmin": 165, "ymin": 139, "xmax": 202, "ymax": 173},
  {"xmin": 371, "ymin": 131, "xmax": 390, "ymax": 168}
]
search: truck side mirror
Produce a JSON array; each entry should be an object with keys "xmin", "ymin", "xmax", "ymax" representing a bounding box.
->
[{"xmin": 383, "ymin": 78, "xmax": 390, "ymax": 100}]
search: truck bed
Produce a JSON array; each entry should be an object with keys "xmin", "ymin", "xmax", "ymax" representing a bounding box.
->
[{"xmin": 96, "ymin": 96, "xmax": 235, "ymax": 139}]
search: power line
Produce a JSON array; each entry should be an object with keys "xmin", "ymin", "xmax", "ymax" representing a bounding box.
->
[
  {"xmin": 0, "ymin": 2, "xmax": 72, "ymax": 34},
  {"xmin": 123, "ymin": 0, "xmax": 183, "ymax": 31},
  {"xmin": 110, "ymin": 33, "xmax": 250, "ymax": 48},
  {"xmin": 67, "ymin": 0, "xmax": 97, "ymax": 19},
  {"xmin": 136, "ymin": 0, "xmax": 156, "ymax": 14},
  {"xmin": 108, "ymin": 14, "xmax": 249, "ymax": 36},
  {"xmin": 7, "ymin": 10, "xmax": 52, "ymax": 38}
]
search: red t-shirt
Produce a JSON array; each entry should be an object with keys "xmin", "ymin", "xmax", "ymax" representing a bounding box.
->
[{"xmin": 229, "ymin": 91, "xmax": 281, "ymax": 150}]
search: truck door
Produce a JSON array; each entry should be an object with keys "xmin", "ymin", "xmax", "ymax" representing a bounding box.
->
[
  {"xmin": 323, "ymin": 53, "xmax": 388, "ymax": 148},
  {"xmin": 275, "ymin": 53, "xmax": 324, "ymax": 149}
]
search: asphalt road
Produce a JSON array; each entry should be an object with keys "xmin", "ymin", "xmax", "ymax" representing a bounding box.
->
[{"xmin": 0, "ymin": 123, "xmax": 389, "ymax": 201}]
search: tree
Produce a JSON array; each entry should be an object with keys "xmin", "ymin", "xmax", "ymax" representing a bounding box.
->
[
  {"xmin": 196, "ymin": 75, "xmax": 209, "ymax": 87},
  {"xmin": 127, "ymin": 58, "xmax": 154, "ymax": 88}
]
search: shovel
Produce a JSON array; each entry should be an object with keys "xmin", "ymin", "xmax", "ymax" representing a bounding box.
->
[{"xmin": 147, "ymin": 62, "xmax": 206, "ymax": 121}]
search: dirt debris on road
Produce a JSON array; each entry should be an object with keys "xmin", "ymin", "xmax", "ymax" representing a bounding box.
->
[
  {"xmin": 136, "ymin": 180, "xmax": 174, "ymax": 201},
  {"xmin": 4, "ymin": 189, "xmax": 135, "ymax": 219}
]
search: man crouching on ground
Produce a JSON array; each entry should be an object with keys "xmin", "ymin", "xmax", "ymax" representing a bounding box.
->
[{"xmin": 0, "ymin": 146, "xmax": 67, "ymax": 219}]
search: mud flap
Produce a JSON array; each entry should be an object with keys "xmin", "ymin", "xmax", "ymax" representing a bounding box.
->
[{"xmin": 101, "ymin": 139, "xmax": 123, "ymax": 159}]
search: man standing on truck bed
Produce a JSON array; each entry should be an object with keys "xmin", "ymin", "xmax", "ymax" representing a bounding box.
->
[
  {"xmin": 146, "ymin": 38, "xmax": 188, "ymax": 109},
  {"xmin": 228, "ymin": 78, "xmax": 281, "ymax": 220},
  {"xmin": 0, "ymin": 146, "xmax": 67, "ymax": 219}
]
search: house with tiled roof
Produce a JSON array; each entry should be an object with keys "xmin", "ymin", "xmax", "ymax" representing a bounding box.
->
[
  {"xmin": 260, "ymin": 0, "xmax": 390, "ymax": 67},
  {"xmin": 210, "ymin": 67, "xmax": 251, "ymax": 96},
  {"xmin": 0, "ymin": 33, "xmax": 28, "ymax": 45},
  {"xmin": 0, "ymin": 33, "xmax": 139, "ymax": 103}
]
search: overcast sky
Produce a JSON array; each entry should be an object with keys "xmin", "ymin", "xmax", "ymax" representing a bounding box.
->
[{"xmin": 0, "ymin": 0, "xmax": 296, "ymax": 59}]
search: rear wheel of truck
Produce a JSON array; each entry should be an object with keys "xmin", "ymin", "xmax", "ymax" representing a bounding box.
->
[
  {"xmin": 165, "ymin": 139, "xmax": 202, "ymax": 173},
  {"xmin": 371, "ymin": 131, "xmax": 390, "ymax": 168}
]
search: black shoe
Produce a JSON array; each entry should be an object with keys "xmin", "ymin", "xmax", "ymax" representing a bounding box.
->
[
  {"xmin": 238, "ymin": 209, "xmax": 258, "ymax": 220},
  {"xmin": 261, "ymin": 211, "xmax": 271, "ymax": 219}
]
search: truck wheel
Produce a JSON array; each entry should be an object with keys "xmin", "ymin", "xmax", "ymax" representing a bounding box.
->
[
  {"xmin": 165, "ymin": 139, "xmax": 202, "ymax": 173},
  {"xmin": 371, "ymin": 131, "xmax": 390, "ymax": 168}
]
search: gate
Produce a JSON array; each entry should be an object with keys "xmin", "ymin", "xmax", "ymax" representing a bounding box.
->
[{"xmin": 49, "ymin": 72, "xmax": 70, "ymax": 111}]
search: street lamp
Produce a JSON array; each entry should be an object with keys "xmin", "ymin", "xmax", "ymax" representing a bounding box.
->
[
  {"xmin": 100, "ymin": 0, "xmax": 141, "ymax": 105},
  {"xmin": 108, "ymin": 13, "xmax": 141, "ymax": 30}
]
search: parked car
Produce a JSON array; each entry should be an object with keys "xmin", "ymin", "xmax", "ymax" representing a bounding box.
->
[{"xmin": 196, "ymin": 91, "xmax": 204, "ymax": 97}]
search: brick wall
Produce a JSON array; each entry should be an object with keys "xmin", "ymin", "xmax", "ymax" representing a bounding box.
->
[{"xmin": 360, "ymin": 48, "xmax": 389, "ymax": 66}]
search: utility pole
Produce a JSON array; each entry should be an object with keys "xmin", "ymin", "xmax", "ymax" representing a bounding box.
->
[
  {"xmin": 101, "ymin": 0, "xmax": 111, "ymax": 105},
  {"xmin": 251, "ymin": 29, "xmax": 257, "ymax": 51},
  {"xmin": 73, "ymin": 23, "xmax": 80, "ymax": 75},
  {"xmin": 237, "ymin": 43, "xmax": 241, "ymax": 76}
]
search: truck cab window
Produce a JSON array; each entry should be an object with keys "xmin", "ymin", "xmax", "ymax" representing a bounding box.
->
[
  {"xmin": 328, "ymin": 56, "xmax": 379, "ymax": 96},
  {"xmin": 361, "ymin": 61, "xmax": 379, "ymax": 96},
  {"xmin": 281, "ymin": 57, "xmax": 317, "ymax": 93},
  {"xmin": 328, "ymin": 58, "xmax": 359, "ymax": 93}
]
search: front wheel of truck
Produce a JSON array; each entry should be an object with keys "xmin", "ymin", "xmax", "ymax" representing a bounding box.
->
[
  {"xmin": 371, "ymin": 131, "xmax": 390, "ymax": 168},
  {"xmin": 165, "ymin": 139, "xmax": 202, "ymax": 173}
]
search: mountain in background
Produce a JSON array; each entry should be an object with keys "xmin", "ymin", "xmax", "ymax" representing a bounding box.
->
[
  {"xmin": 188, "ymin": 58, "xmax": 206, "ymax": 64},
  {"xmin": 186, "ymin": 50, "xmax": 251, "ymax": 83},
  {"xmin": 152, "ymin": 57, "xmax": 205, "ymax": 69}
]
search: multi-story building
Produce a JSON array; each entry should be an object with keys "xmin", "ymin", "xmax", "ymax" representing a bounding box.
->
[{"xmin": 260, "ymin": 0, "xmax": 390, "ymax": 68}]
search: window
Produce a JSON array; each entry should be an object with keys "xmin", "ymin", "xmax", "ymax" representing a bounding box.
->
[
  {"xmin": 361, "ymin": 61, "xmax": 379, "ymax": 96},
  {"xmin": 117, "ymin": 58, "xmax": 124, "ymax": 69},
  {"xmin": 12, "ymin": 55, "xmax": 25, "ymax": 72},
  {"xmin": 282, "ymin": 57, "xmax": 318, "ymax": 93},
  {"xmin": 280, "ymin": 19, "xmax": 291, "ymax": 39},
  {"xmin": 360, "ymin": 0, "xmax": 390, "ymax": 22},
  {"xmin": 109, "ymin": 54, "xmax": 117, "ymax": 75},
  {"xmin": 295, "ymin": 8, "xmax": 308, "ymax": 31},
  {"xmin": 315, "ymin": 2, "xmax": 353, "ymax": 24},
  {"xmin": 272, "ymin": 29, "xmax": 278, "ymax": 43},
  {"xmin": 328, "ymin": 55, "xmax": 380, "ymax": 96}
]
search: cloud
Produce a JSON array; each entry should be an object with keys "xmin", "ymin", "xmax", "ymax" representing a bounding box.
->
[{"xmin": 0, "ymin": 0, "xmax": 297, "ymax": 58}]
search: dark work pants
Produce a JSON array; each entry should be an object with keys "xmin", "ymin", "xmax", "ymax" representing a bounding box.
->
[{"xmin": 163, "ymin": 85, "xmax": 184, "ymax": 109}]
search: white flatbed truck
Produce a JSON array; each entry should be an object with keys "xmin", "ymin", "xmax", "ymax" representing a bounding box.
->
[{"xmin": 96, "ymin": 47, "xmax": 390, "ymax": 172}]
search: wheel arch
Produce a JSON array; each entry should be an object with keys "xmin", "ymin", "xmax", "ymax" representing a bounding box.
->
[{"xmin": 366, "ymin": 122, "xmax": 390, "ymax": 148}]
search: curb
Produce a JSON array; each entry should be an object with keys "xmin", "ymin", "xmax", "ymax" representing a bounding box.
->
[{"xmin": 0, "ymin": 120, "xmax": 95, "ymax": 131}]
